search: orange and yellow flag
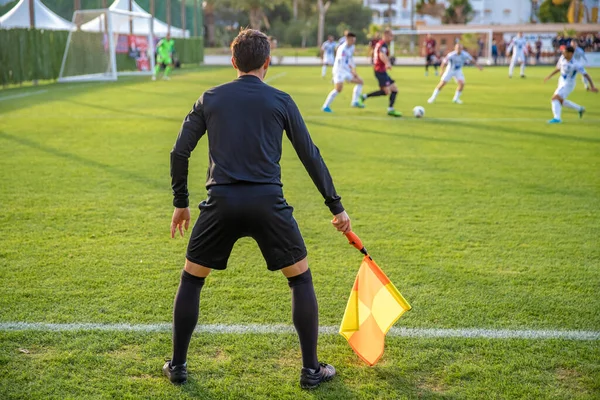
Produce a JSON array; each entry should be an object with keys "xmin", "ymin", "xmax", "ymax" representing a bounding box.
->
[{"xmin": 339, "ymin": 256, "xmax": 411, "ymax": 366}]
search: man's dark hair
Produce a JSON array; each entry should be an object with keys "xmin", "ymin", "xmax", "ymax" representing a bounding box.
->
[
  {"xmin": 231, "ymin": 29, "xmax": 270, "ymax": 73},
  {"xmin": 346, "ymin": 32, "xmax": 356, "ymax": 38},
  {"xmin": 565, "ymin": 46, "xmax": 575, "ymax": 53}
]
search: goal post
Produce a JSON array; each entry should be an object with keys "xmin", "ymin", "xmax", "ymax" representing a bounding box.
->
[
  {"xmin": 58, "ymin": 8, "xmax": 155, "ymax": 83},
  {"xmin": 391, "ymin": 28, "xmax": 494, "ymax": 65}
]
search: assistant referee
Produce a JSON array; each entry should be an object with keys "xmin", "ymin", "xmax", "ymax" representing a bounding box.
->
[{"xmin": 165, "ymin": 29, "xmax": 351, "ymax": 389}]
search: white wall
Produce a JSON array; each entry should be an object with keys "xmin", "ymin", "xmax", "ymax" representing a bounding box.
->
[{"xmin": 363, "ymin": 0, "xmax": 534, "ymax": 26}]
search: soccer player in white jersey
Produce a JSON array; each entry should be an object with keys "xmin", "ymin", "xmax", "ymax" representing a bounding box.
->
[
  {"xmin": 320, "ymin": 36, "xmax": 336, "ymax": 78},
  {"xmin": 571, "ymin": 39, "xmax": 591, "ymax": 90},
  {"xmin": 427, "ymin": 43, "xmax": 482, "ymax": 105},
  {"xmin": 507, "ymin": 32, "xmax": 528, "ymax": 78},
  {"xmin": 322, "ymin": 32, "xmax": 364, "ymax": 113},
  {"xmin": 544, "ymin": 46, "xmax": 597, "ymax": 124}
]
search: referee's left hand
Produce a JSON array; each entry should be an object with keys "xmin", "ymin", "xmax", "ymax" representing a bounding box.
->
[{"xmin": 171, "ymin": 207, "xmax": 191, "ymax": 238}]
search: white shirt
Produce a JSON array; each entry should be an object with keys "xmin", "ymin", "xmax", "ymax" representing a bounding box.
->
[
  {"xmin": 556, "ymin": 55, "xmax": 586, "ymax": 86},
  {"xmin": 333, "ymin": 42, "xmax": 355, "ymax": 73},
  {"xmin": 508, "ymin": 37, "xmax": 528, "ymax": 55},
  {"xmin": 321, "ymin": 41, "xmax": 336, "ymax": 58},
  {"xmin": 573, "ymin": 47, "xmax": 587, "ymax": 63},
  {"xmin": 443, "ymin": 50, "xmax": 474, "ymax": 71}
]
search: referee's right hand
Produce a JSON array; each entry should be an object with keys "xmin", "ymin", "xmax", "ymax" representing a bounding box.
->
[{"xmin": 332, "ymin": 211, "xmax": 351, "ymax": 234}]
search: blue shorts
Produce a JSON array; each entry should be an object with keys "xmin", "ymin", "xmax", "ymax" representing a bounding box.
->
[{"xmin": 375, "ymin": 71, "xmax": 394, "ymax": 89}]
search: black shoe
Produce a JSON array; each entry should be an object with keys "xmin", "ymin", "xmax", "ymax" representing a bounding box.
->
[
  {"xmin": 163, "ymin": 361, "xmax": 187, "ymax": 385},
  {"xmin": 300, "ymin": 362, "xmax": 336, "ymax": 389}
]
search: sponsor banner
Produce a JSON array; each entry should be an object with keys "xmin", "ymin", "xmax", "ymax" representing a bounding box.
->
[{"xmin": 586, "ymin": 52, "xmax": 600, "ymax": 67}]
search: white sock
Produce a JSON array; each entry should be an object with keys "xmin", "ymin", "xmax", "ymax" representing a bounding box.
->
[
  {"xmin": 431, "ymin": 88, "xmax": 440, "ymax": 100},
  {"xmin": 352, "ymin": 84, "xmax": 363, "ymax": 104},
  {"xmin": 323, "ymin": 89, "xmax": 338, "ymax": 108},
  {"xmin": 508, "ymin": 60, "xmax": 515, "ymax": 77},
  {"xmin": 453, "ymin": 90, "xmax": 462, "ymax": 101},
  {"xmin": 551, "ymin": 100, "xmax": 562, "ymax": 120},
  {"xmin": 520, "ymin": 63, "xmax": 525, "ymax": 76},
  {"xmin": 563, "ymin": 100, "xmax": 581, "ymax": 110},
  {"xmin": 321, "ymin": 65, "xmax": 327, "ymax": 77}
]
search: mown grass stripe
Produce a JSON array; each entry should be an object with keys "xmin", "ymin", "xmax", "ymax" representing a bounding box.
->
[
  {"xmin": 0, "ymin": 89, "xmax": 48, "ymax": 101},
  {"xmin": 1, "ymin": 322, "xmax": 598, "ymax": 340}
]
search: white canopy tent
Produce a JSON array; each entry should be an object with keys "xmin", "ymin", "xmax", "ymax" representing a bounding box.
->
[
  {"xmin": 0, "ymin": 0, "xmax": 74, "ymax": 30},
  {"xmin": 81, "ymin": 0, "xmax": 189, "ymax": 38}
]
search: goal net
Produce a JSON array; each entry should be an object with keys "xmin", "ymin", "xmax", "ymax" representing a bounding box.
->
[
  {"xmin": 390, "ymin": 28, "xmax": 494, "ymax": 65},
  {"xmin": 58, "ymin": 9, "xmax": 155, "ymax": 82}
]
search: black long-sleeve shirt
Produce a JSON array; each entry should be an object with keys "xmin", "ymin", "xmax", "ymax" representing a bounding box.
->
[{"xmin": 170, "ymin": 74, "xmax": 344, "ymax": 215}]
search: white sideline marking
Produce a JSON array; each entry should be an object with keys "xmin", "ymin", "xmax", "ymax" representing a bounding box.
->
[
  {"xmin": 0, "ymin": 90, "xmax": 48, "ymax": 102},
  {"xmin": 265, "ymin": 72, "xmax": 287, "ymax": 84},
  {"xmin": 1, "ymin": 322, "xmax": 598, "ymax": 340}
]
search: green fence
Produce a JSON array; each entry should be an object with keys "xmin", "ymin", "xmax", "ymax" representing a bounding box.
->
[
  {"xmin": 0, "ymin": 28, "xmax": 204, "ymax": 86},
  {"xmin": 174, "ymin": 37, "xmax": 204, "ymax": 65},
  {"xmin": 0, "ymin": 29, "xmax": 68, "ymax": 86}
]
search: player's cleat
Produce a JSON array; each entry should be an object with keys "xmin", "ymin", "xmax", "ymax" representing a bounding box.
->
[
  {"xmin": 162, "ymin": 76, "xmax": 171, "ymax": 81},
  {"xmin": 520, "ymin": 75, "xmax": 526, "ymax": 78},
  {"xmin": 387, "ymin": 109, "xmax": 403, "ymax": 117},
  {"xmin": 300, "ymin": 362, "xmax": 336, "ymax": 390},
  {"xmin": 548, "ymin": 118, "xmax": 562, "ymax": 124},
  {"xmin": 579, "ymin": 107, "xmax": 585, "ymax": 119},
  {"xmin": 351, "ymin": 102, "xmax": 365, "ymax": 109},
  {"xmin": 151, "ymin": 75, "xmax": 157, "ymax": 81},
  {"xmin": 163, "ymin": 361, "xmax": 187, "ymax": 385},
  {"xmin": 453, "ymin": 99, "xmax": 463, "ymax": 104},
  {"xmin": 427, "ymin": 97, "xmax": 435, "ymax": 104},
  {"xmin": 360, "ymin": 94, "xmax": 367, "ymax": 102},
  {"xmin": 322, "ymin": 106, "xmax": 333, "ymax": 113},
  {"xmin": 425, "ymin": 72, "xmax": 428, "ymax": 77}
]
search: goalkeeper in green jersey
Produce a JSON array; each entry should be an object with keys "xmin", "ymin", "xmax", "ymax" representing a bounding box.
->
[{"xmin": 153, "ymin": 34, "xmax": 175, "ymax": 81}]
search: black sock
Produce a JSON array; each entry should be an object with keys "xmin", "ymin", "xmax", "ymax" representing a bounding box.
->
[
  {"xmin": 426, "ymin": 64, "xmax": 429, "ymax": 71},
  {"xmin": 389, "ymin": 91, "xmax": 398, "ymax": 108},
  {"xmin": 366, "ymin": 90, "xmax": 386, "ymax": 98},
  {"xmin": 171, "ymin": 270, "xmax": 205, "ymax": 366},
  {"xmin": 288, "ymin": 269, "xmax": 319, "ymax": 370}
]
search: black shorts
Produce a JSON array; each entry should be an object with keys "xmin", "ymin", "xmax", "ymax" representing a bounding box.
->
[
  {"xmin": 186, "ymin": 184, "xmax": 307, "ymax": 271},
  {"xmin": 426, "ymin": 54, "xmax": 435, "ymax": 64},
  {"xmin": 375, "ymin": 71, "xmax": 394, "ymax": 88}
]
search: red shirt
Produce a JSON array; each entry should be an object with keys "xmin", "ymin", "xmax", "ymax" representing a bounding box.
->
[
  {"xmin": 373, "ymin": 40, "xmax": 389, "ymax": 73},
  {"xmin": 425, "ymin": 39, "xmax": 436, "ymax": 55}
]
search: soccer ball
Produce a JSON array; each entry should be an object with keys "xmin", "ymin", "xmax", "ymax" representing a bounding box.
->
[{"xmin": 413, "ymin": 106, "xmax": 425, "ymax": 118}]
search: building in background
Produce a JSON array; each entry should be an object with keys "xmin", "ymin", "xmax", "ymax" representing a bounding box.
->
[
  {"xmin": 362, "ymin": 0, "xmax": 442, "ymax": 27},
  {"xmin": 364, "ymin": 0, "xmax": 598, "ymax": 27}
]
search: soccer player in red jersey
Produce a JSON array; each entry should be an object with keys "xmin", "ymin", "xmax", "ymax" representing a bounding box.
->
[
  {"xmin": 358, "ymin": 29, "xmax": 402, "ymax": 117},
  {"xmin": 423, "ymin": 33, "xmax": 438, "ymax": 77}
]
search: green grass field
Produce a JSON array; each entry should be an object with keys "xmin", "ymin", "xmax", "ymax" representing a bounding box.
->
[{"xmin": 1, "ymin": 65, "xmax": 599, "ymax": 399}]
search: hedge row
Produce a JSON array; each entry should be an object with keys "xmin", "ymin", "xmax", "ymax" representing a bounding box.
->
[{"xmin": 0, "ymin": 28, "xmax": 204, "ymax": 86}]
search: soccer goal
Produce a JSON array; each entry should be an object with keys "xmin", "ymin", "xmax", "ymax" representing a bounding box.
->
[
  {"xmin": 58, "ymin": 9, "xmax": 155, "ymax": 82},
  {"xmin": 391, "ymin": 28, "xmax": 494, "ymax": 65}
]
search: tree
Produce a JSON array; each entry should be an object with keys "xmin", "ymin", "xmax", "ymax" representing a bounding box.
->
[
  {"xmin": 317, "ymin": 0, "xmax": 331, "ymax": 47},
  {"xmin": 230, "ymin": 0, "xmax": 285, "ymax": 30},
  {"xmin": 442, "ymin": 0, "xmax": 473, "ymax": 24},
  {"xmin": 538, "ymin": 0, "xmax": 570, "ymax": 23}
]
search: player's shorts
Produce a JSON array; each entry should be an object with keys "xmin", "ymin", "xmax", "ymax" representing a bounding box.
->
[
  {"xmin": 554, "ymin": 82, "xmax": 575, "ymax": 99},
  {"xmin": 375, "ymin": 71, "xmax": 395, "ymax": 88},
  {"xmin": 323, "ymin": 55, "xmax": 334, "ymax": 65},
  {"xmin": 426, "ymin": 53, "xmax": 435, "ymax": 64},
  {"xmin": 332, "ymin": 69, "xmax": 355, "ymax": 84},
  {"xmin": 186, "ymin": 184, "xmax": 307, "ymax": 271},
  {"xmin": 511, "ymin": 53, "xmax": 526, "ymax": 64},
  {"xmin": 157, "ymin": 54, "xmax": 173, "ymax": 65},
  {"xmin": 441, "ymin": 68, "xmax": 465, "ymax": 83}
]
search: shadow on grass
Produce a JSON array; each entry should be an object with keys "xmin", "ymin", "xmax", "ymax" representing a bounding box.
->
[
  {"xmin": 442, "ymin": 118, "xmax": 600, "ymax": 144},
  {"xmin": 0, "ymin": 131, "xmax": 166, "ymax": 192},
  {"xmin": 306, "ymin": 119, "xmax": 503, "ymax": 147}
]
